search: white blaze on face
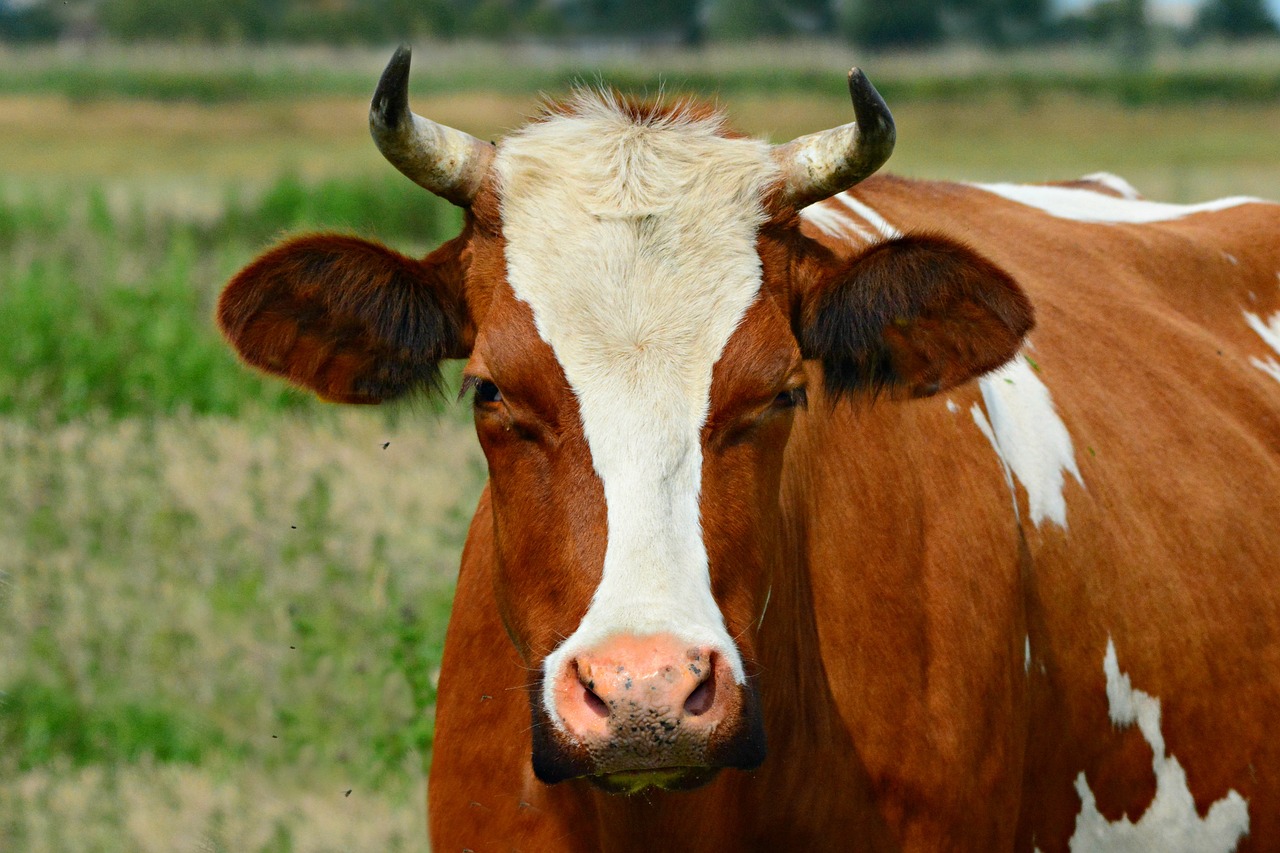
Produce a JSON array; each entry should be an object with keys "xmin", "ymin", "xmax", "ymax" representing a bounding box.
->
[
  {"xmin": 1069, "ymin": 638, "xmax": 1250, "ymax": 852},
  {"xmin": 492, "ymin": 93, "xmax": 779, "ymax": 728}
]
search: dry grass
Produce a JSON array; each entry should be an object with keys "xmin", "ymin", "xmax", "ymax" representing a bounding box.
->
[
  {"xmin": 4, "ymin": 91, "xmax": 1278, "ymax": 204},
  {"xmin": 2, "ymin": 762, "xmax": 427, "ymax": 853},
  {"xmin": 0, "ymin": 410, "xmax": 484, "ymax": 851}
]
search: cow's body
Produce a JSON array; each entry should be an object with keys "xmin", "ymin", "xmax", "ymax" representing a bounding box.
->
[
  {"xmin": 430, "ymin": 177, "xmax": 1280, "ymax": 851},
  {"xmin": 217, "ymin": 49, "xmax": 1280, "ymax": 852}
]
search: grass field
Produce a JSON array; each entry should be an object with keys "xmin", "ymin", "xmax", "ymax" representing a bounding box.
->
[{"xmin": 1, "ymin": 41, "xmax": 1278, "ymax": 851}]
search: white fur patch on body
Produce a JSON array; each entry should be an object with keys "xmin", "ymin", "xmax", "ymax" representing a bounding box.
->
[
  {"xmin": 800, "ymin": 199, "xmax": 874, "ymax": 243},
  {"xmin": 493, "ymin": 93, "xmax": 778, "ymax": 727},
  {"xmin": 972, "ymin": 354, "xmax": 1083, "ymax": 529},
  {"xmin": 1244, "ymin": 308, "xmax": 1280, "ymax": 385},
  {"xmin": 834, "ymin": 191, "xmax": 903, "ymax": 239},
  {"xmin": 799, "ymin": 190, "xmax": 900, "ymax": 245},
  {"xmin": 972, "ymin": 182, "xmax": 1265, "ymax": 224},
  {"xmin": 1079, "ymin": 172, "xmax": 1142, "ymax": 200},
  {"xmin": 1069, "ymin": 638, "xmax": 1250, "ymax": 852}
]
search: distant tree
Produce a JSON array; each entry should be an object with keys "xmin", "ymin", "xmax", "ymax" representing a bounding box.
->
[
  {"xmin": 99, "ymin": 0, "xmax": 282, "ymax": 41},
  {"xmin": 839, "ymin": 0, "xmax": 945, "ymax": 47},
  {"xmin": 1117, "ymin": 0, "xmax": 1151, "ymax": 70},
  {"xmin": 1196, "ymin": 0, "xmax": 1279, "ymax": 39},
  {"xmin": 703, "ymin": 0, "xmax": 790, "ymax": 41},
  {"xmin": 0, "ymin": 0, "xmax": 62, "ymax": 42},
  {"xmin": 1058, "ymin": 0, "xmax": 1152, "ymax": 67},
  {"xmin": 949, "ymin": 0, "xmax": 1051, "ymax": 47},
  {"xmin": 783, "ymin": 0, "xmax": 836, "ymax": 36}
]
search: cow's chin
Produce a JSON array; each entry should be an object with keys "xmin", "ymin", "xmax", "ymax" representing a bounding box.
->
[{"xmin": 587, "ymin": 766, "xmax": 721, "ymax": 795}]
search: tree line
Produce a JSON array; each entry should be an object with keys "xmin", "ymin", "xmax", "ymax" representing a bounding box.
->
[{"xmin": 2, "ymin": 0, "xmax": 1276, "ymax": 46}]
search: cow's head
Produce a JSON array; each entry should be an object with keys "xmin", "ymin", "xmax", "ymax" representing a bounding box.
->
[{"xmin": 218, "ymin": 47, "xmax": 1032, "ymax": 794}]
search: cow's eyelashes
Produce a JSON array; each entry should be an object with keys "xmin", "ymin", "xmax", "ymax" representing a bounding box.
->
[{"xmin": 461, "ymin": 376, "xmax": 504, "ymax": 405}]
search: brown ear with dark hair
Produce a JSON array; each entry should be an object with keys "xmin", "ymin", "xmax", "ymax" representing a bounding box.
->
[
  {"xmin": 800, "ymin": 233, "xmax": 1033, "ymax": 400},
  {"xmin": 217, "ymin": 234, "xmax": 470, "ymax": 404}
]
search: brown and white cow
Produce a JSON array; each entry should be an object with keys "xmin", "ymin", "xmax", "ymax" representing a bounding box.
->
[{"xmin": 217, "ymin": 46, "xmax": 1280, "ymax": 851}]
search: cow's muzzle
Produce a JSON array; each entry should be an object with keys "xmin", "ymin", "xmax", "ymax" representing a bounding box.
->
[{"xmin": 529, "ymin": 633, "xmax": 766, "ymax": 791}]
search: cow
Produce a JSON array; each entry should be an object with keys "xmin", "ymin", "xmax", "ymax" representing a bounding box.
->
[{"xmin": 216, "ymin": 45, "xmax": 1280, "ymax": 851}]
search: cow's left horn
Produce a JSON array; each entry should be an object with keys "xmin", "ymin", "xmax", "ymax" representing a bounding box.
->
[
  {"xmin": 370, "ymin": 45, "xmax": 494, "ymax": 207},
  {"xmin": 772, "ymin": 68, "xmax": 896, "ymax": 210}
]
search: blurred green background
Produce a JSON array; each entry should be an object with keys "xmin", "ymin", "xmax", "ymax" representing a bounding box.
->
[{"xmin": 1, "ymin": 1, "xmax": 1278, "ymax": 850}]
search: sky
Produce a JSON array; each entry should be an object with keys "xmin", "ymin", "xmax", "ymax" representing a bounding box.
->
[{"xmin": 1057, "ymin": 0, "xmax": 1280, "ymax": 20}]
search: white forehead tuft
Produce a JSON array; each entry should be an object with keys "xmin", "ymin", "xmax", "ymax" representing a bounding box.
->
[{"xmin": 493, "ymin": 94, "xmax": 779, "ymax": 726}]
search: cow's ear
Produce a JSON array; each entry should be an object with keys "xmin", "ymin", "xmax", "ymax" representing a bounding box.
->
[
  {"xmin": 799, "ymin": 233, "xmax": 1033, "ymax": 400},
  {"xmin": 217, "ymin": 233, "xmax": 469, "ymax": 404}
]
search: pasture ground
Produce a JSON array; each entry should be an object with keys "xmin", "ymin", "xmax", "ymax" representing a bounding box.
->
[{"xmin": 1, "ymin": 41, "xmax": 1278, "ymax": 851}]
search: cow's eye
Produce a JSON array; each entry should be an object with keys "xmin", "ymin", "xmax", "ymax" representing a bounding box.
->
[
  {"xmin": 774, "ymin": 387, "xmax": 807, "ymax": 409},
  {"xmin": 474, "ymin": 379, "xmax": 503, "ymax": 404},
  {"xmin": 463, "ymin": 376, "xmax": 503, "ymax": 406}
]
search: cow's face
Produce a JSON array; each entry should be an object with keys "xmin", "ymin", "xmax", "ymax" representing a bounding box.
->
[
  {"xmin": 218, "ymin": 48, "xmax": 1031, "ymax": 793},
  {"xmin": 466, "ymin": 101, "xmax": 797, "ymax": 787}
]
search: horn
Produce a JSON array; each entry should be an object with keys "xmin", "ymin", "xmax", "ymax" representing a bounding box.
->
[
  {"xmin": 369, "ymin": 45, "xmax": 494, "ymax": 207},
  {"xmin": 772, "ymin": 68, "xmax": 896, "ymax": 210}
]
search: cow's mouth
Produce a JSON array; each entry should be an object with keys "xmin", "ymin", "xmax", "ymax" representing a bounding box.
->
[{"xmin": 587, "ymin": 766, "xmax": 720, "ymax": 794}]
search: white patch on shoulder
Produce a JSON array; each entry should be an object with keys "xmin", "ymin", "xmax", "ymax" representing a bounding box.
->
[
  {"xmin": 972, "ymin": 402, "xmax": 1019, "ymax": 523},
  {"xmin": 800, "ymin": 199, "xmax": 874, "ymax": 243},
  {"xmin": 945, "ymin": 398, "xmax": 960, "ymax": 414},
  {"xmin": 973, "ymin": 353, "xmax": 1083, "ymax": 529},
  {"xmin": 1079, "ymin": 172, "xmax": 1141, "ymax": 200},
  {"xmin": 834, "ymin": 191, "xmax": 903, "ymax": 239},
  {"xmin": 1025, "ymin": 635, "xmax": 1032, "ymax": 674},
  {"xmin": 1244, "ymin": 309, "xmax": 1280, "ymax": 385},
  {"xmin": 972, "ymin": 182, "xmax": 1266, "ymax": 224},
  {"xmin": 493, "ymin": 93, "xmax": 778, "ymax": 727},
  {"xmin": 1069, "ymin": 638, "xmax": 1250, "ymax": 852}
]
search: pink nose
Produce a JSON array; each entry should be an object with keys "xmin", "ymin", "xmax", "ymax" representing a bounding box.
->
[{"xmin": 552, "ymin": 634, "xmax": 728, "ymax": 741}]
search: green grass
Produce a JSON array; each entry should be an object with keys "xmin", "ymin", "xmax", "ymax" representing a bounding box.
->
[
  {"xmin": 3, "ymin": 41, "xmax": 1280, "ymax": 104},
  {"xmin": 12, "ymin": 58, "xmax": 1280, "ymax": 104},
  {"xmin": 0, "ymin": 176, "xmax": 477, "ymax": 848},
  {"xmin": 0, "ymin": 410, "xmax": 484, "ymax": 850},
  {"xmin": 0, "ymin": 175, "xmax": 461, "ymax": 422}
]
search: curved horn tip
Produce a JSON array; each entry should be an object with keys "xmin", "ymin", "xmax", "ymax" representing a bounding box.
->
[
  {"xmin": 371, "ymin": 44, "xmax": 413, "ymax": 130},
  {"xmin": 846, "ymin": 67, "xmax": 894, "ymax": 138}
]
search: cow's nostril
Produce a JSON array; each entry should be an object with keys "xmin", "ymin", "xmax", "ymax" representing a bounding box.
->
[
  {"xmin": 581, "ymin": 683, "xmax": 609, "ymax": 718},
  {"xmin": 573, "ymin": 660, "xmax": 611, "ymax": 719},
  {"xmin": 683, "ymin": 667, "xmax": 717, "ymax": 716}
]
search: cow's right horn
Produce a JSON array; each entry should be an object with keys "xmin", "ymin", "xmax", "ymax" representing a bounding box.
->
[
  {"xmin": 370, "ymin": 45, "xmax": 494, "ymax": 207},
  {"xmin": 772, "ymin": 68, "xmax": 896, "ymax": 210}
]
